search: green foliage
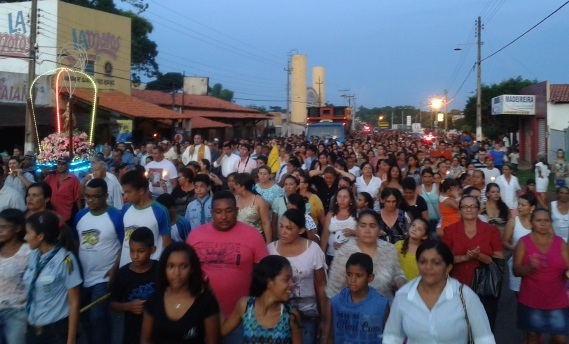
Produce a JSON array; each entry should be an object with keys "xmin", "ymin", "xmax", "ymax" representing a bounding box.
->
[
  {"xmin": 145, "ymin": 72, "xmax": 183, "ymax": 91},
  {"xmin": 462, "ymin": 76, "xmax": 537, "ymax": 139},
  {"xmin": 357, "ymin": 105, "xmax": 420, "ymax": 127},
  {"xmin": 209, "ymin": 83, "xmax": 234, "ymax": 102},
  {"xmin": 247, "ymin": 105, "xmax": 267, "ymax": 113}
]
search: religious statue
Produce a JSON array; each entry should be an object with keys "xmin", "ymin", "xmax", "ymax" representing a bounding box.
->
[{"xmin": 61, "ymin": 102, "xmax": 76, "ymax": 133}]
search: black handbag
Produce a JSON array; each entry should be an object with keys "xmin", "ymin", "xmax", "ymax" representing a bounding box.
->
[{"xmin": 471, "ymin": 258, "xmax": 505, "ymax": 298}]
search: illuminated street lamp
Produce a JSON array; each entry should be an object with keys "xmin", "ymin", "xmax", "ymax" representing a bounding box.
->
[{"xmin": 430, "ymin": 91, "xmax": 449, "ymax": 131}]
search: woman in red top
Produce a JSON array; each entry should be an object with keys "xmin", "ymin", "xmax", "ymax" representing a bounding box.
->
[{"xmin": 441, "ymin": 195, "xmax": 504, "ymax": 332}]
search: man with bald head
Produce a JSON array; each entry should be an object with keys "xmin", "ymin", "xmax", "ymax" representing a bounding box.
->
[{"xmin": 83, "ymin": 160, "xmax": 123, "ymax": 210}]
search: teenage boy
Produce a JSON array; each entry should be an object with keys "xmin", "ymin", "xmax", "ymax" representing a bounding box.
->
[
  {"xmin": 329, "ymin": 252, "xmax": 390, "ymax": 344},
  {"xmin": 110, "ymin": 227, "xmax": 158, "ymax": 344},
  {"xmin": 184, "ymin": 174, "xmax": 212, "ymax": 229},
  {"xmin": 156, "ymin": 193, "xmax": 192, "ymax": 242},
  {"xmin": 119, "ymin": 170, "xmax": 171, "ymax": 267},
  {"xmin": 74, "ymin": 178, "xmax": 124, "ymax": 344}
]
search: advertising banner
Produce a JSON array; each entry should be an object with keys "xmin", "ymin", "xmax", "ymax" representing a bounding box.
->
[{"xmin": 492, "ymin": 95, "xmax": 535, "ymax": 115}]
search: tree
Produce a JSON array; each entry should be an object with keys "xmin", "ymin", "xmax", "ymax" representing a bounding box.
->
[
  {"xmin": 247, "ymin": 105, "xmax": 267, "ymax": 113},
  {"xmin": 462, "ymin": 76, "xmax": 537, "ymax": 139},
  {"xmin": 209, "ymin": 83, "xmax": 234, "ymax": 102},
  {"xmin": 145, "ymin": 72, "xmax": 183, "ymax": 91}
]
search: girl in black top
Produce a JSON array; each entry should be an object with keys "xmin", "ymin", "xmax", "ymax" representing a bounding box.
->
[{"xmin": 141, "ymin": 243, "xmax": 220, "ymax": 344}]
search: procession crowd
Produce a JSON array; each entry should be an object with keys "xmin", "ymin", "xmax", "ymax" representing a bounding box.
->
[{"xmin": 0, "ymin": 130, "xmax": 569, "ymax": 344}]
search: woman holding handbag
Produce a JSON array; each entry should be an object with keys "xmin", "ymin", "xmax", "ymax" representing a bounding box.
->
[
  {"xmin": 441, "ymin": 195, "xmax": 504, "ymax": 332},
  {"xmin": 383, "ymin": 240, "xmax": 495, "ymax": 343},
  {"xmin": 514, "ymin": 208, "xmax": 569, "ymax": 344}
]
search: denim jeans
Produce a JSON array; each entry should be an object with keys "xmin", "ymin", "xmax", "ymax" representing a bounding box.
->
[
  {"xmin": 80, "ymin": 283, "xmax": 111, "ymax": 344},
  {"xmin": 301, "ymin": 317, "xmax": 318, "ymax": 344},
  {"xmin": 0, "ymin": 308, "xmax": 26, "ymax": 344},
  {"xmin": 222, "ymin": 324, "xmax": 244, "ymax": 344}
]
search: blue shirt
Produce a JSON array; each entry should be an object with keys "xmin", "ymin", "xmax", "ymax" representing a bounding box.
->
[
  {"xmin": 122, "ymin": 151, "xmax": 136, "ymax": 168},
  {"xmin": 171, "ymin": 216, "xmax": 192, "ymax": 242},
  {"xmin": 23, "ymin": 248, "xmax": 83, "ymax": 326},
  {"xmin": 184, "ymin": 195, "xmax": 212, "ymax": 230},
  {"xmin": 331, "ymin": 286, "xmax": 389, "ymax": 344}
]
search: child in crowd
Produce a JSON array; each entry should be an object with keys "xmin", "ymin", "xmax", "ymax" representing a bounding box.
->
[
  {"xmin": 156, "ymin": 193, "xmax": 191, "ymax": 242},
  {"xmin": 509, "ymin": 148, "xmax": 519, "ymax": 173},
  {"xmin": 184, "ymin": 174, "xmax": 213, "ymax": 229},
  {"xmin": 394, "ymin": 218, "xmax": 430, "ymax": 281},
  {"xmin": 222, "ymin": 255, "xmax": 302, "ymax": 343},
  {"xmin": 110, "ymin": 227, "xmax": 158, "ymax": 344},
  {"xmin": 523, "ymin": 178, "xmax": 547, "ymax": 209},
  {"xmin": 356, "ymin": 192, "xmax": 375, "ymax": 214},
  {"xmin": 330, "ymin": 252, "xmax": 390, "ymax": 343}
]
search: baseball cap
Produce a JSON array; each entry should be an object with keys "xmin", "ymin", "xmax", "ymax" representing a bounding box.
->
[
  {"xmin": 161, "ymin": 140, "xmax": 169, "ymax": 145},
  {"xmin": 214, "ymin": 138, "xmax": 220, "ymax": 143},
  {"xmin": 57, "ymin": 157, "xmax": 71, "ymax": 163},
  {"xmin": 486, "ymin": 156, "xmax": 494, "ymax": 161}
]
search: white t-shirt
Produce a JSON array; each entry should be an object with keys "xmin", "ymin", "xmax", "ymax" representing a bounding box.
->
[
  {"xmin": 74, "ymin": 208, "xmax": 123, "ymax": 287},
  {"xmin": 355, "ymin": 175, "xmax": 382, "ymax": 211},
  {"xmin": 120, "ymin": 202, "xmax": 171, "ymax": 267},
  {"xmin": 267, "ymin": 240, "xmax": 327, "ymax": 317},
  {"xmin": 481, "ymin": 167, "xmax": 501, "ymax": 185},
  {"xmin": 146, "ymin": 159, "xmax": 178, "ymax": 196},
  {"xmin": 349, "ymin": 166, "xmax": 361, "ymax": 178}
]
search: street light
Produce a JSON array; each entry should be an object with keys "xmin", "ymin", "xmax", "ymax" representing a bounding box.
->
[{"xmin": 430, "ymin": 91, "xmax": 449, "ymax": 131}]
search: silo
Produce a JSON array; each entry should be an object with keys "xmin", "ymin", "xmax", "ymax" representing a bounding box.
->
[
  {"xmin": 312, "ymin": 67, "xmax": 325, "ymax": 107},
  {"xmin": 291, "ymin": 55, "xmax": 307, "ymax": 124}
]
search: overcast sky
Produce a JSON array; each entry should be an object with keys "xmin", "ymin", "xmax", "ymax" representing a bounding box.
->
[{"xmin": 138, "ymin": 0, "xmax": 569, "ymax": 111}]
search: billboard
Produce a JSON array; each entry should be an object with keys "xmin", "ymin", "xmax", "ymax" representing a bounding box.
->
[
  {"xmin": 492, "ymin": 95, "xmax": 535, "ymax": 115},
  {"xmin": 0, "ymin": 72, "xmax": 51, "ymax": 105}
]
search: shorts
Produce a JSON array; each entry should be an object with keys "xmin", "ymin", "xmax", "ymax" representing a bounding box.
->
[{"xmin": 517, "ymin": 303, "xmax": 569, "ymax": 335}]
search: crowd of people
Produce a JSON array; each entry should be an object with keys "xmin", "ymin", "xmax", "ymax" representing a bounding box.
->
[{"xmin": 0, "ymin": 130, "xmax": 568, "ymax": 343}]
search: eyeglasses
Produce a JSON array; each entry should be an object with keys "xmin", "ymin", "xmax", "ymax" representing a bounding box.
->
[
  {"xmin": 459, "ymin": 205, "xmax": 479, "ymax": 210},
  {"xmin": 85, "ymin": 194, "xmax": 106, "ymax": 201}
]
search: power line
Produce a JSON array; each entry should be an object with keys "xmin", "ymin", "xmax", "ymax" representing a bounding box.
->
[
  {"xmin": 482, "ymin": 0, "xmax": 569, "ymax": 62},
  {"xmin": 450, "ymin": 63, "xmax": 476, "ymax": 101}
]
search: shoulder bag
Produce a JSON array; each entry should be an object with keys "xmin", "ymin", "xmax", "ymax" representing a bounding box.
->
[
  {"xmin": 459, "ymin": 284, "xmax": 475, "ymax": 344},
  {"xmin": 471, "ymin": 258, "xmax": 505, "ymax": 298}
]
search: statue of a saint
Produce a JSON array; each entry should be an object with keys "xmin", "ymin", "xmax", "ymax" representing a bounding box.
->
[{"xmin": 61, "ymin": 102, "xmax": 76, "ymax": 133}]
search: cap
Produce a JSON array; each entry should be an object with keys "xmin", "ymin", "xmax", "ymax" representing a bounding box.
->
[
  {"xmin": 57, "ymin": 156, "xmax": 71, "ymax": 163},
  {"xmin": 486, "ymin": 156, "xmax": 494, "ymax": 161},
  {"xmin": 213, "ymin": 138, "xmax": 220, "ymax": 143},
  {"xmin": 161, "ymin": 140, "xmax": 169, "ymax": 144}
]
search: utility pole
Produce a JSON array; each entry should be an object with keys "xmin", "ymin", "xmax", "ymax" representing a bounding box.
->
[
  {"xmin": 476, "ymin": 16, "xmax": 483, "ymax": 142},
  {"xmin": 24, "ymin": 0, "xmax": 39, "ymax": 154},
  {"xmin": 315, "ymin": 77, "xmax": 324, "ymax": 107},
  {"xmin": 284, "ymin": 51, "xmax": 294, "ymax": 137},
  {"xmin": 444, "ymin": 89, "xmax": 448, "ymax": 131}
]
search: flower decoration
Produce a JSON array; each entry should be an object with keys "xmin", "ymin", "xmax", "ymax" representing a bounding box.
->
[{"xmin": 36, "ymin": 131, "xmax": 93, "ymax": 163}]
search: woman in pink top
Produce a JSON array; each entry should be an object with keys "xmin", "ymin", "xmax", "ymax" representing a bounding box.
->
[{"xmin": 514, "ymin": 208, "xmax": 569, "ymax": 344}]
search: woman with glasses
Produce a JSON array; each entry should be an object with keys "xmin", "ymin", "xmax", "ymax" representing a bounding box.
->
[
  {"xmin": 441, "ymin": 195, "xmax": 504, "ymax": 332},
  {"xmin": 354, "ymin": 162, "xmax": 382, "ymax": 211}
]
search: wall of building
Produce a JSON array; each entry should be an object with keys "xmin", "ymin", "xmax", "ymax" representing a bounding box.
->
[{"xmin": 519, "ymin": 81, "xmax": 548, "ymax": 162}]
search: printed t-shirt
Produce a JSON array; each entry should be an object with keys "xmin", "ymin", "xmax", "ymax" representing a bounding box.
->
[{"xmin": 187, "ymin": 222, "xmax": 269, "ymax": 316}]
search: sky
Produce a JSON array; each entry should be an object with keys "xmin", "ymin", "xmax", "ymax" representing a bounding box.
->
[{"xmin": 132, "ymin": 0, "xmax": 569, "ymax": 112}]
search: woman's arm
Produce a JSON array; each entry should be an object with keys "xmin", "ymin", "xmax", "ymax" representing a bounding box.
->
[
  {"xmin": 443, "ymin": 197, "xmax": 459, "ymax": 210},
  {"xmin": 290, "ymin": 309, "xmax": 303, "ymax": 344},
  {"xmin": 314, "ymin": 268, "xmax": 330, "ymax": 344},
  {"xmin": 221, "ymin": 297, "xmax": 247, "ymax": 336},
  {"xmin": 66, "ymin": 286, "xmax": 80, "ymax": 344},
  {"xmin": 204, "ymin": 314, "xmax": 221, "ymax": 344},
  {"xmin": 140, "ymin": 311, "xmax": 154, "ymax": 344},
  {"xmin": 513, "ymin": 241, "xmax": 535, "ymax": 277},
  {"xmin": 335, "ymin": 168, "xmax": 355, "ymax": 181},
  {"xmin": 320, "ymin": 213, "xmax": 332, "ymax": 253},
  {"xmin": 257, "ymin": 199, "xmax": 272, "ymax": 243},
  {"xmin": 502, "ymin": 218, "xmax": 515, "ymax": 251}
]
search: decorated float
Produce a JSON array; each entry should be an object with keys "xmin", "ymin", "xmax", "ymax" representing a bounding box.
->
[{"xmin": 29, "ymin": 44, "xmax": 96, "ymax": 174}]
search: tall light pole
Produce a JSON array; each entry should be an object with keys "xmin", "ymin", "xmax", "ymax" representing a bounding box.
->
[{"xmin": 476, "ymin": 16, "xmax": 483, "ymax": 142}]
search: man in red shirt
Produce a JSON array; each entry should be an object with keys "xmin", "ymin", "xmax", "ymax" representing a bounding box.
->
[
  {"xmin": 430, "ymin": 141, "xmax": 452, "ymax": 161},
  {"xmin": 44, "ymin": 157, "xmax": 81, "ymax": 224}
]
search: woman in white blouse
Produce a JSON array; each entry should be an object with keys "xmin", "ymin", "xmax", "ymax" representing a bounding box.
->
[
  {"xmin": 383, "ymin": 240, "xmax": 495, "ymax": 344},
  {"xmin": 326, "ymin": 210, "xmax": 406, "ymax": 300},
  {"xmin": 354, "ymin": 162, "xmax": 382, "ymax": 211},
  {"xmin": 496, "ymin": 163, "xmax": 521, "ymax": 218}
]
